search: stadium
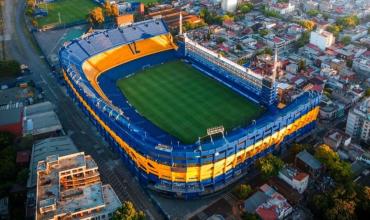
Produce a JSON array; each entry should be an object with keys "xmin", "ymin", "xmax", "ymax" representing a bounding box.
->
[{"xmin": 59, "ymin": 19, "xmax": 320, "ymax": 198}]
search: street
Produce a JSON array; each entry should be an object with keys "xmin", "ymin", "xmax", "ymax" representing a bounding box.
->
[{"xmin": 3, "ymin": 0, "xmax": 163, "ymax": 219}]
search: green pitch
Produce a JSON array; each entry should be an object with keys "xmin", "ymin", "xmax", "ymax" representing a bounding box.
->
[
  {"xmin": 117, "ymin": 60, "xmax": 264, "ymax": 144},
  {"xmin": 37, "ymin": 0, "xmax": 98, "ymax": 27}
]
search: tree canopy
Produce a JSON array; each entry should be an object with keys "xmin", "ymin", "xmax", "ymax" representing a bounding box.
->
[
  {"xmin": 327, "ymin": 25, "xmax": 342, "ymax": 37},
  {"xmin": 365, "ymin": 88, "xmax": 370, "ymax": 97},
  {"xmin": 306, "ymin": 10, "xmax": 319, "ymax": 17},
  {"xmin": 336, "ymin": 15, "xmax": 359, "ymax": 29},
  {"xmin": 340, "ymin": 36, "xmax": 352, "ymax": 45},
  {"xmin": 314, "ymin": 144, "xmax": 352, "ymax": 182},
  {"xmin": 0, "ymin": 60, "xmax": 21, "ymax": 78},
  {"xmin": 239, "ymin": 3, "xmax": 254, "ymax": 14},
  {"xmin": 298, "ymin": 20, "xmax": 315, "ymax": 31},
  {"xmin": 233, "ymin": 184, "xmax": 253, "ymax": 200},
  {"xmin": 199, "ymin": 8, "xmax": 223, "ymax": 25},
  {"xmin": 89, "ymin": 7, "xmax": 105, "ymax": 25},
  {"xmin": 112, "ymin": 201, "xmax": 145, "ymax": 220},
  {"xmin": 256, "ymin": 154, "xmax": 284, "ymax": 179}
]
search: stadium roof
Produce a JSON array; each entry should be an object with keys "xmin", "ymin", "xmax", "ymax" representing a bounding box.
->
[{"xmin": 66, "ymin": 19, "xmax": 169, "ymax": 59}]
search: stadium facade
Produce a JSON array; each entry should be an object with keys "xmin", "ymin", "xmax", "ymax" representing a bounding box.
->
[{"xmin": 59, "ymin": 19, "xmax": 320, "ymax": 198}]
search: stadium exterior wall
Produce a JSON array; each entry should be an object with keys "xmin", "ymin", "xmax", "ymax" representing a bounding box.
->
[{"xmin": 59, "ymin": 20, "xmax": 321, "ymax": 198}]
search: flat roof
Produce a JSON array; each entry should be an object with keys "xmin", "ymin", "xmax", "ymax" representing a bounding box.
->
[
  {"xmin": 36, "ymin": 152, "xmax": 120, "ymax": 220},
  {"xmin": 0, "ymin": 107, "xmax": 22, "ymax": 126},
  {"xmin": 296, "ymin": 150, "xmax": 322, "ymax": 170},
  {"xmin": 27, "ymin": 136, "xmax": 78, "ymax": 188},
  {"xmin": 23, "ymin": 111, "xmax": 62, "ymax": 136},
  {"xmin": 24, "ymin": 101, "xmax": 54, "ymax": 117},
  {"xmin": 0, "ymin": 87, "xmax": 24, "ymax": 106}
]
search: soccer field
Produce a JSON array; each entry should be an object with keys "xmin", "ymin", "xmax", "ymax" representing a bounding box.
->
[
  {"xmin": 37, "ymin": 0, "xmax": 98, "ymax": 27},
  {"xmin": 117, "ymin": 60, "xmax": 264, "ymax": 144}
]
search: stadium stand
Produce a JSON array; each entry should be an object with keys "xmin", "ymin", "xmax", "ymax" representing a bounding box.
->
[{"xmin": 59, "ymin": 19, "xmax": 321, "ymax": 198}]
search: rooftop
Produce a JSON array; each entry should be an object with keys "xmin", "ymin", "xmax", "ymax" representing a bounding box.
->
[
  {"xmin": 244, "ymin": 191, "xmax": 269, "ymax": 213},
  {"xmin": 24, "ymin": 101, "xmax": 54, "ymax": 117},
  {"xmin": 0, "ymin": 105, "xmax": 23, "ymax": 126},
  {"xmin": 296, "ymin": 150, "xmax": 322, "ymax": 170},
  {"xmin": 279, "ymin": 166, "xmax": 309, "ymax": 182},
  {"xmin": 27, "ymin": 136, "xmax": 78, "ymax": 188},
  {"xmin": 36, "ymin": 152, "xmax": 120, "ymax": 220},
  {"xmin": 23, "ymin": 111, "xmax": 62, "ymax": 136}
]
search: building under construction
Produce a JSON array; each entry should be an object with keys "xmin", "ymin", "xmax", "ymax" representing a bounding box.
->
[{"xmin": 35, "ymin": 152, "xmax": 121, "ymax": 220}]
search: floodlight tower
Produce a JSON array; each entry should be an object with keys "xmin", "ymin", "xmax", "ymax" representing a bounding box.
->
[{"xmin": 179, "ymin": 11, "xmax": 183, "ymax": 35}]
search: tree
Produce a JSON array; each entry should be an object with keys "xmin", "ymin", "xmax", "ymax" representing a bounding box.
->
[
  {"xmin": 0, "ymin": 131, "xmax": 15, "ymax": 150},
  {"xmin": 337, "ymin": 15, "xmax": 359, "ymax": 29},
  {"xmin": 298, "ymin": 20, "xmax": 315, "ymax": 31},
  {"xmin": 365, "ymin": 88, "xmax": 370, "ymax": 97},
  {"xmin": 239, "ymin": 3, "xmax": 254, "ymax": 14},
  {"xmin": 104, "ymin": 1, "xmax": 113, "ymax": 17},
  {"xmin": 113, "ymin": 201, "xmax": 145, "ymax": 220},
  {"xmin": 236, "ymin": 44, "xmax": 243, "ymax": 51},
  {"xmin": 306, "ymin": 10, "xmax": 319, "ymax": 17},
  {"xmin": 31, "ymin": 19, "xmax": 38, "ymax": 28},
  {"xmin": 256, "ymin": 154, "xmax": 284, "ymax": 179},
  {"xmin": 327, "ymin": 25, "xmax": 342, "ymax": 37},
  {"xmin": 26, "ymin": 0, "xmax": 35, "ymax": 8},
  {"xmin": 89, "ymin": 7, "xmax": 105, "ymax": 25},
  {"xmin": 258, "ymin": 29, "xmax": 269, "ymax": 37},
  {"xmin": 296, "ymin": 31, "xmax": 310, "ymax": 48},
  {"xmin": 298, "ymin": 59, "xmax": 306, "ymax": 71},
  {"xmin": 112, "ymin": 4, "xmax": 119, "ymax": 17},
  {"xmin": 314, "ymin": 144, "xmax": 352, "ymax": 182},
  {"xmin": 340, "ymin": 36, "xmax": 352, "ymax": 45},
  {"xmin": 16, "ymin": 168, "xmax": 29, "ymax": 184},
  {"xmin": 241, "ymin": 212, "xmax": 260, "ymax": 220},
  {"xmin": 289, "ymin": 143, "xmax": 309, "ymax": 156},
  {"xmin": 233, "ymin": 184, "xmax": 253, "ymax": 200},
  {"xmin": 0, "ymin": 60, "xmax": 21, "ymax": 78}
]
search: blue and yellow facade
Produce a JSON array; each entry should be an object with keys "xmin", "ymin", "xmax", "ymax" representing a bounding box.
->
[{"xmin": 59, "ymin": 19, "xmax": 320, "ymax": 198}]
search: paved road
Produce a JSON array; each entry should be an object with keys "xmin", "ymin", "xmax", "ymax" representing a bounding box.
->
[{"xmin": 4, "ymin": 0, "xmax": 163, "ymax": 219}]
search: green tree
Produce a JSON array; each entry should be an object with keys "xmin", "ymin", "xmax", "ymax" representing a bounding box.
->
[
  {"xmin": 289, "ymin": 143, "xmax": 309, "ymax": 156},
  {"xmin": 89, "ymin": 7, "xmax": 105, "ymax": 25},
  {"xmin": 0, "ymin": 146, "xmax": 17, "ymax": 181},
  {"xmin": 298, "ymin": 59, "xmax": 306, "ymax": 71},
  {"xmin": 258, "ymin": 29, "xmax": 269, "ymax": 37},
  {"xmin": 256, "ymin": 154, "xmax": 284, "ymax": 179},
  {"xmin": 241, "ymin": 212, "xmax": 260, "ymax": 220},
  {"xmin": 0, "ymin": 131, "xmax": 15, "ymax": 150},
  {"xmin": 341, "ymin": 36, "xmax": 352, "ymax": 45},
  {"xmin": 327, "ymin": 25, "xmax": 342, "ymax": 37},
  {"xmin": 233, "ymin": 184, "xmax": 253, "ymax": 200},
  {"xmin": 296, "ymin": 31, "xmax": 310, "ymax": 48},
  {"xmin": 337, "ymin": 15, "xmax": 359, "ymax": 28},
  {"xmin": 0, "ymin": 60, "xmax": 21, "ymax": 78},
  {"xmin": 16, "ymin": 168, "xmax": 29, "ymax": 184},
  {"xmin": 314, "ymin": 144, "xmax": 353, "ymax": 182},
  {"xmin": 306, "ymin": 10, "xmax": 319, "ymax": 17},
  {"xmin": 113, "ymin": 201, "xmax": 145, "ymax": 220},
  {"xmin": 239, "ymin": 3, "xmax": 254, "ymax": 14},
  {"xmin": 365, "ymin": 88, "xmax": 370, "ymax": 97}
]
